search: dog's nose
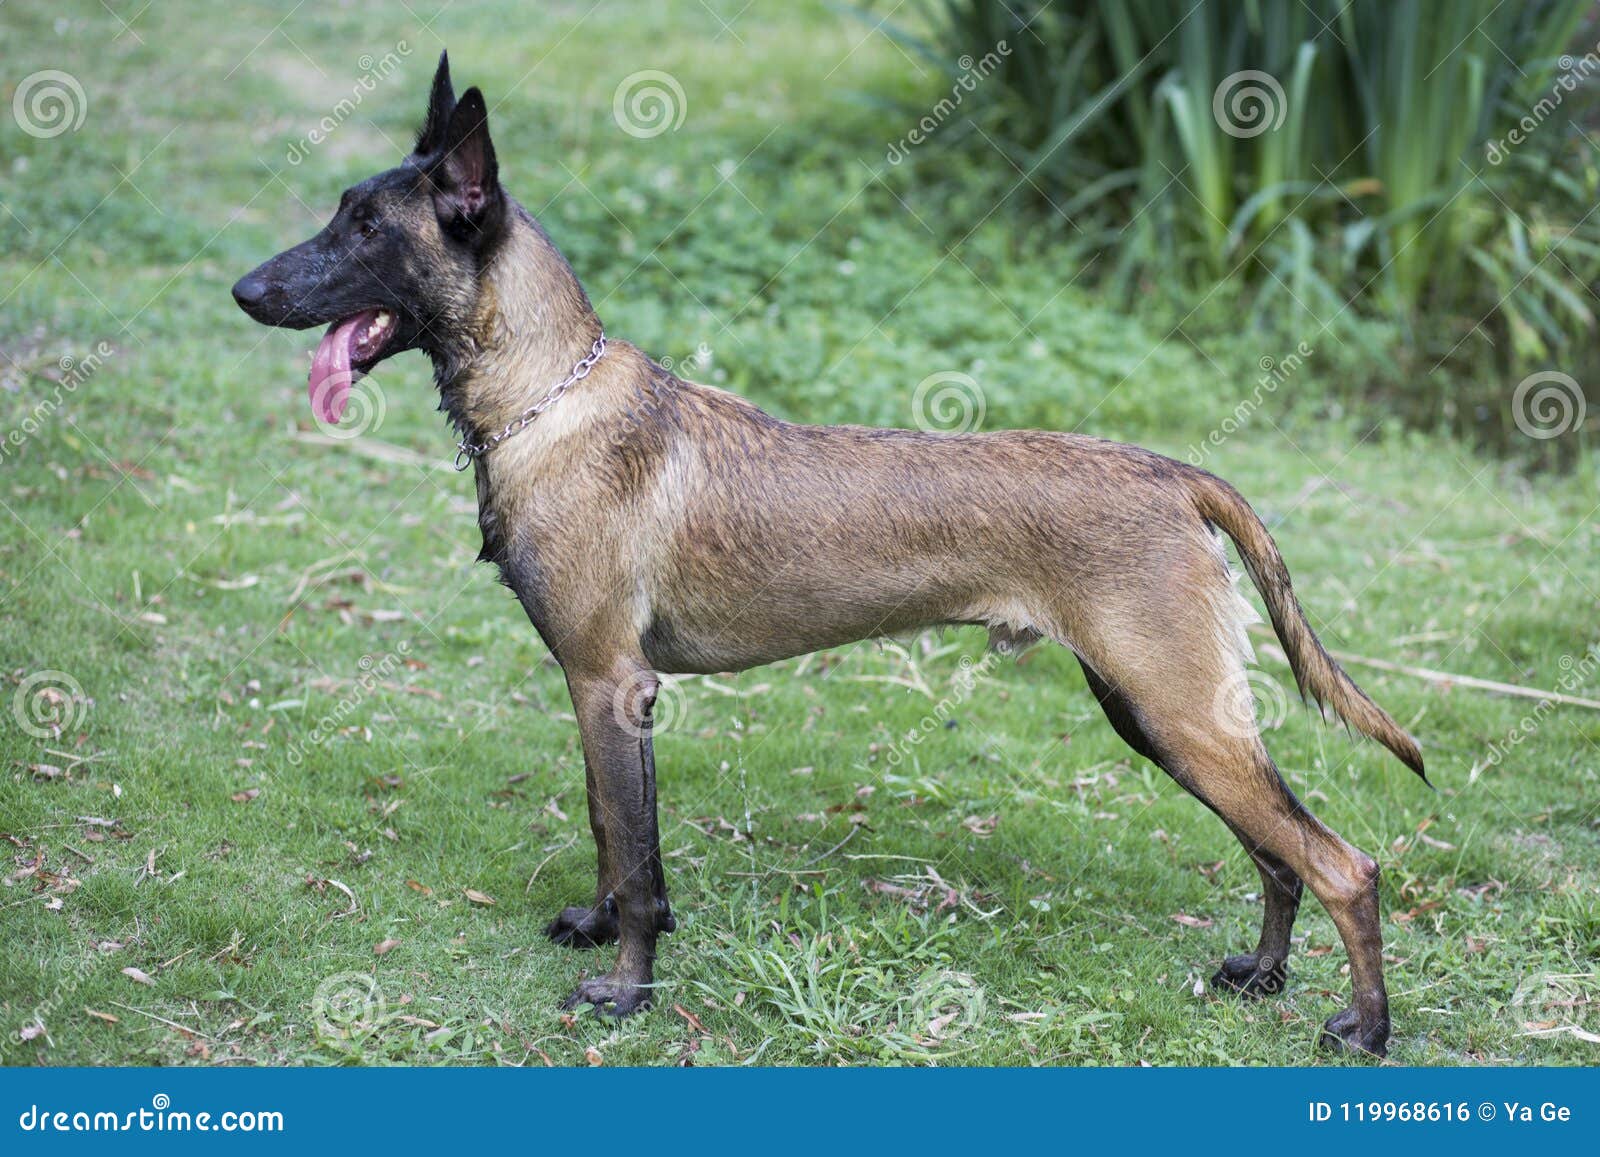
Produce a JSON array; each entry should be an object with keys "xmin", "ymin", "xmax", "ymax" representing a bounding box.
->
[{"xmin": 231, "ymin": 275, "xmax": 269, "ymax": 311}]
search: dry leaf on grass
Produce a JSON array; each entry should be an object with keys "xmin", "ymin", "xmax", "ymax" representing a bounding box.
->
[
  {"xmin": 463, "ymin": 888, "xmax": 496, "ymax": 906},
  {"xmin": 121, "ymin": 967, "xmax": 155, "ymax": 986},
  {"xmin": 1391, "ymin": 901, "xmax": 1442, "ymax": 924},
  {"xmin": 325, "ymin": 879, "xmax": 359, "ymax": 918},
  {"xmin": 1170, "ymin": 913, "xmax": 1213, "ymax": 929},
  {"xmin": 373, "ymin": 939, "xmax": 401, "ymax": 956}
]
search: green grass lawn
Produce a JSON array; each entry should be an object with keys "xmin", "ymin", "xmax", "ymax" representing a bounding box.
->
[{"xmin": 2, "ymin": 0, "xmax": 1598, "ymax": 1067}]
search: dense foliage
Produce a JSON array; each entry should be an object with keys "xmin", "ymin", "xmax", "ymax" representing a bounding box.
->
[{"xmin": 879, "ymin": 0, "xmax": 1600, "ymax": 450}]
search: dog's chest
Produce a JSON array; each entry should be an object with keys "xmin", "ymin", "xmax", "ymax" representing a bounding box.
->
[
  {"xmin": 473, "ymin": 464, "xmax": 561, "ymax": 646},
  {"xmin": 473, "ymin": 464, "xmax": 511, "ymax": 571}
]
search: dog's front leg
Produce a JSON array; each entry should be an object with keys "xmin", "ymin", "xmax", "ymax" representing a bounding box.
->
[
  {"xmin": 544, "ymin": 754, "xmax": 621, "ymax": 949},
  {"xmin": 556, "ymin": 658, "xmax": 675, "ymax": 1016}
]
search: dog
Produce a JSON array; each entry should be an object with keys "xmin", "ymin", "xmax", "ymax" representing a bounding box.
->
[{"xmin": 233, "ymin": 53, "xmax": 1424, "ymax": 1057}]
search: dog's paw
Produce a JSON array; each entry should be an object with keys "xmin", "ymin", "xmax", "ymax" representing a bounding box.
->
[
  {"xmin": 561, "ymin": 974, "xmax": 653, "ymax": 1018},
  {"xmin": 544, "ymin": 904, "xmax": 619, "ymax": 949},
  {"xmin": 1210, "ymin": 953, "xmax": 1287, "ymax": 998},
  {"xmin": 1317, "ymin": 1006, "xmax": 1389, "ymax": 1059}
]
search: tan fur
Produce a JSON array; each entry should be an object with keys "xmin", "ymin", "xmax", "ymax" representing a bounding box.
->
[{"xmin": 438, "ymin": 206, "xmax": 1417, "ymax": 1053}]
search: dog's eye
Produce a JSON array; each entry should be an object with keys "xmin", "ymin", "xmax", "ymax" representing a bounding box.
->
[{"xmin": 356, "ymin": 217, "xmax": 378, "ymax": 239}]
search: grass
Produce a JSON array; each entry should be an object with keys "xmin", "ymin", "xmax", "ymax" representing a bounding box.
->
[{"xmin": 2, "ymin": 0, "xmax": 1598, "ymax": 1067}]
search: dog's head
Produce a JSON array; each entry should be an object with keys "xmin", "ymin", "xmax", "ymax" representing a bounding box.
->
[{"xmin": 231, "ymin": 52, "xmax": 506, "ymax": 421}]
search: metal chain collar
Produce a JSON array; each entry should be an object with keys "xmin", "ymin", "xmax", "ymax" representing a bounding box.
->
[{"xmin": 453, "ymin": 333, "xmax": 607, "ymax": 470}]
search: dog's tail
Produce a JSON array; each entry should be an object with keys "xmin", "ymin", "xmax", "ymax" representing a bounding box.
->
[{"xmin": 1185, "ymin": 468, "xmax": 1426, "ymax": 782}]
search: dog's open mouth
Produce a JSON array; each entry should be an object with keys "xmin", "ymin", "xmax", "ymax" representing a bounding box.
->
[{"xmin": 307, "ymin": 308, "xmax": 398, "ymax": 423}]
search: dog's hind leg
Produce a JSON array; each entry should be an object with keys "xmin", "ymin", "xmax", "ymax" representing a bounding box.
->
[
  {"xmin": 1210, "ymin": 831, "xmax": 1302, "ymax": 998},
  {"xmin": 1077, "ymin": 660, "xmax": 1303, "ymax": 998},
  {"xmin": 555, "ymin": 656, "xmax": 676, "ymax": 1016},
  {"xmin": 1073, "ymin": 616, "xmax": 1389, "ymax": 1055}
]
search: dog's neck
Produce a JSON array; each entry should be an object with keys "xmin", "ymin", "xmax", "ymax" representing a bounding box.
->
[{"xmin": 431, "ymin": 205, "xmax": 603, "ymax": 444}]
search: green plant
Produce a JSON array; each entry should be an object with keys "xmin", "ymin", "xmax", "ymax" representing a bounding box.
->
[{"xmin": 876, "ymin": 0, "xmax": 1600, "ymax": 451}]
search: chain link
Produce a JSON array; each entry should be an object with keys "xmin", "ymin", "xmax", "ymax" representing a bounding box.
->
[{"xmin": 453, "ymin": 333, "xmax": 607, "ymax": 470}]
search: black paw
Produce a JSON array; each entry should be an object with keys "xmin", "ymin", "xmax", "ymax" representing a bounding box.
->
[
  {"xmin": 1210, "ymin": 953, "xmax": 1287, "ymax": 998},
  {"xmin": 561, "ymin": 974, "xmax": 654, "ymax": 1018},
  {"xmin": 544, "ymin": 904, "xmax": 618, "ymax": 950},
  {"xmin": 1317, "ymin": 1006, "xmax": 1389, "ymax": 1058}
]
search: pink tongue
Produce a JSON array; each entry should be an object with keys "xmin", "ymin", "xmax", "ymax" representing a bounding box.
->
[{"xmin": 308, "ymin": 311, "xmax": 376, "ymax": 424}]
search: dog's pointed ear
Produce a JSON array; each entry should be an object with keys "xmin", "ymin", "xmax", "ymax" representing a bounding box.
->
[
  {"xmin": 430, "ymin": 86, "xmax": 504, "ymax": 241},
  {"xmin": 414, "ymin": 50, "xmax": 455, "ymax": 156}
]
